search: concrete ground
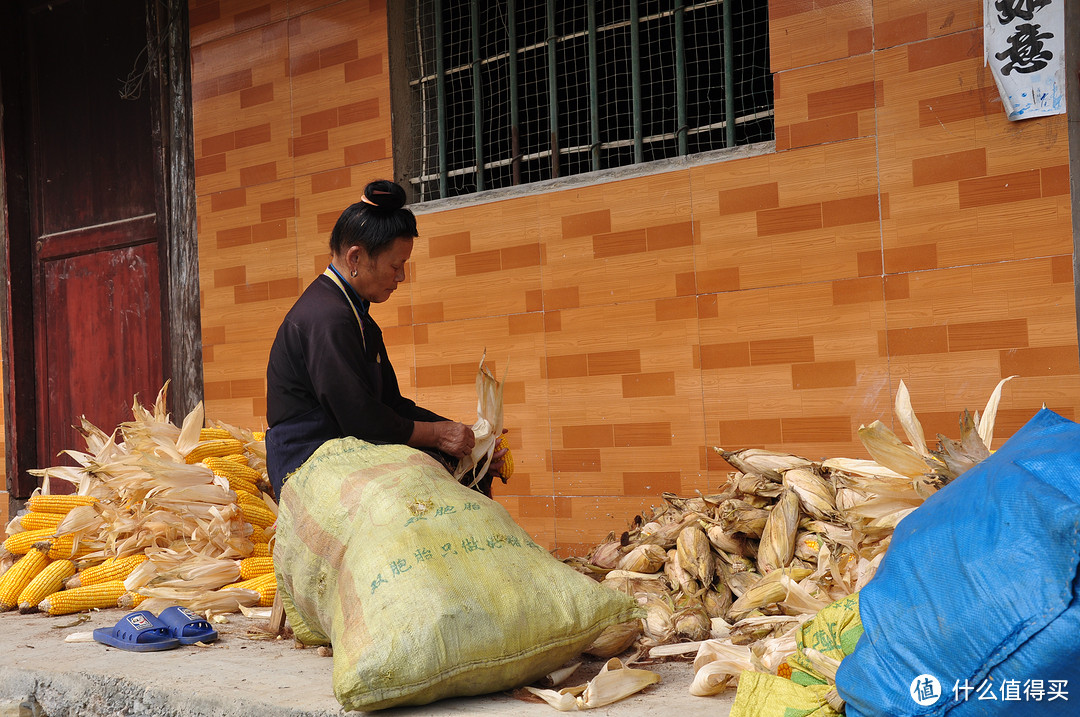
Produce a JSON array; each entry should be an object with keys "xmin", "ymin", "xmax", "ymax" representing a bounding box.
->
[{"xmin": 0, "ymin": 610, "xmax": 734, "ymax": 716}]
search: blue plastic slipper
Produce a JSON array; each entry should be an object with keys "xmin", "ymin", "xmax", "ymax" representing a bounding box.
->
[
  {"xmin": 93, "ymin": 610, "xmax": 180, "ymax": 652},
  {"xmin": 157, "ymin": 605, "xmax": 218, "ymax": 645}
]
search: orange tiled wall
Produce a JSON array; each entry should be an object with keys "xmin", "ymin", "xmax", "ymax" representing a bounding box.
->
[{"xmin": 191, "ymin": 0, "xmax": 1077, "ymax": 556}]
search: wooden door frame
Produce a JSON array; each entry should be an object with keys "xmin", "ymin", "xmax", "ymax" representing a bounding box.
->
[{"xmin": 0, "ymin": 0, "xmax": 203, "ymax": 500}]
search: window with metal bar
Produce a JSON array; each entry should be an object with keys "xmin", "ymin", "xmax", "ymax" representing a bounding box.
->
[{"xmin": 395, "ymin": 0, "xmax": 772, "ymax": 202}]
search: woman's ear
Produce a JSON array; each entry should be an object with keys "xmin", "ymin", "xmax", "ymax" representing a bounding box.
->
[{"xmin": 345, "ymin": 244, "xmax": 366, "ymax": 272}]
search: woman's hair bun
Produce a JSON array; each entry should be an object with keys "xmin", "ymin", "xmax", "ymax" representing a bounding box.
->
[{"xmin": 363, "ymin": 180, "xmax": 407, "ymax": 211}]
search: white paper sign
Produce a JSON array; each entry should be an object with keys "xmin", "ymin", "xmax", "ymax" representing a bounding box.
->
[{"xmin": 984, "ymin": 0, "xmax": 1066, "ymax": 120}]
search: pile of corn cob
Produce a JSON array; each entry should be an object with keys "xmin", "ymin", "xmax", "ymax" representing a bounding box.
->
[
  {"xmin": 568, "ymin": 378, "xmax": 1014, "ymax": 696},
  {"xmin": 0, "ymin": 385, "xmax": 278, "ymax": 617}
]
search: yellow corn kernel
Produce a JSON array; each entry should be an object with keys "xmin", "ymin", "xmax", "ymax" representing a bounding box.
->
[
  {"xmin": 0, "ymin": 548, "xmax": 50, "ymax": 611},
  {"xmin": 66, "ymin": 554, "xmax": 148, "ymax": 588},
  {"xmin": 239, "ymin": 556, "xmax": 274, "ymax": 580},
  {"xmin": 26, "ymin": 495, "xmax": 98, "ymax": 515},
  {"xmin": 222, "ymin": 572, "xmax": 276, "ymax": 607},
  {"xmin": 237, "ymin": 493, "xmax": 276, "ymax": 529},
  {"xmin": 18, "ymin": 559, "xmax": 76, "ymax": 613},
  {"xmin": 3, "ymin": 529, "xmax": 57, "ymax": 556},
  {"xmin": 184, "ymin": 439, "xmax": 244, "ymax": 464},
  {"xmin": 251, "ymin": 543, "xmax": 271, "ymax": 558},
  {"xmin": 38, "ymin": 580, "xmax": 127, "ymax": 616},
  {"xmin": 17, "ymin": 512, "xmax": 65, "ymax": 532},
  {"xmin": 204, "ymin": 456, "xmax": 259, "ymax": 481},
  {"xmin": 199, "ymin": 427, "xmax": 234, "ymax": 441},
  {"xmin": 252, "ymin": 431, "xmax": 265, "ymax": 441},
  {"xmin": 497, "ymin": 434, "xmax": 514, "ymax": 479},
  {"xmin": 221, "ymin": 453, "xmax": 250, "ymax": 466},
  {"xmin": 45, "ymin": 535, "xmax": 94, "ymax": 561}
]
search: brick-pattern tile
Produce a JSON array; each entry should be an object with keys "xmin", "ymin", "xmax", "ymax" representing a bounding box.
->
[{"xmin": 188, "ymin": 0, "xmax": 1077, "ymax": 556}]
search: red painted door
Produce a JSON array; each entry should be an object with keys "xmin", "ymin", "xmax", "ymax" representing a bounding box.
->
[{"xmin": 25, "ymin": 0, "xmax": 167, "ymax": 471}]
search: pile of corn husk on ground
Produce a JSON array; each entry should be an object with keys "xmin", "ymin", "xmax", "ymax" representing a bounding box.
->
[
  {"xmin": 2, "ymin": 383, "xmax": 277, "ymax": 617},
  {"xmin": 564, "ymin": 377, "xmax": 1016, "ymax": 698}
]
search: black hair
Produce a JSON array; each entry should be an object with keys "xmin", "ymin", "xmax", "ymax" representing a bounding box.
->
[{"xmin": 329, "ymin": 180, "xmax": 418, "ymax": 259}]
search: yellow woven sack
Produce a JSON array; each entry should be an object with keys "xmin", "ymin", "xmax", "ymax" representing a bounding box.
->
[
  {"xmin": 274, "ymin": 438, "xmax": 641, "ymax": 711},
  {"xmin": 731, "ymin": 593, "xmax": 863, "ymax": 717}
]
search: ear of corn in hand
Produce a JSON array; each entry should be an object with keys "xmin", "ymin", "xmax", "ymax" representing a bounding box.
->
[
  {"xmin": 39, "ymin": 580, "xmax": 127, "ymax": 615},
  {"xmin": 18, "ymin": 559, "xmax": 76, "ymax": 613},
  {"xmin": 497, "ymin": 434, "xmax": 513, "ymax": 479}
]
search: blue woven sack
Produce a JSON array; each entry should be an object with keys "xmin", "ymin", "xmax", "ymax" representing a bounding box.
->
[{"xmin": 836, "ymin": 408, "xmax": 1080, "ymax": 716}]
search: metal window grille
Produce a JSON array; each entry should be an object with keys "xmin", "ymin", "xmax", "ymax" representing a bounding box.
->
[{"xmin": 402, "ymin": 0, "xmax": 772, "ymax": 202}]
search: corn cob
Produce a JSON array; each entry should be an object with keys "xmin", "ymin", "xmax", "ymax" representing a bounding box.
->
[
  {"xmin": 221, "ymin": 453, "xmax": 250, "ymax": 466},
  {"xmin": 3, "ymin": 528, "xmax": 57, "ymax": 555},
  {"xmin": 497, "ymin": 434, "xmax": 514, "ymax": 479},
  {"xmin": 66, "ymin": 554, "xmax": 148, "ymax": 588},
  {"xmin": 249, "ymin": 525, "xmax": 269, "ymax": 543},
  {"xmin": 0, "ymin": 548, "xmax": 50, "ymax": 611},
  {"xmin": 251, "ymin": 543, "xmax": 271, "ymax": 558},
  {"xmin": 222, "ymin": 572, "xmax": 276, "ymax": 606},
  {"xmin": 45, "ymin": 534, "xmax": 94, "ymax": 561},
  {"xmin": 252, "ymin": 431, "xmax": 265, "ymax": 441},
  {"xmin": 117, "ymin": 592, "xmax": 148, "ymax": 610},
  {"xmin": 184, "ymin": 439, "xmax": 244, "ymax": 464},
  {"xmin": 203, "ymin": 456, "xmax": 260, "ymax": 483},
  {"xmin": 237, "ymin": 493, "xmax": 276, "ymax": 528},
  {"xmin": 199, "ymin": 427, "xmax": 234, "ymax": 441},
  {"xmin": 239, "ymin": 556, "xmax": 274, "ymax": 580},
  {"xmin": 203, "ymin": 459, "xmax": 260, "ymax": 495},
  {"xmin": 38, "ymin": 580, "xmax": 126, "ymax": 615},
  {"xmin": 17, "ymin": 512, "xmax": 65, "ymax": 532},
  {"xmin": 18, "ymin": 559, "xmax": 76, "ymax": 613},
  {"xmin": 26, "ymin": 495, "xmax": 98, "ymax": 515}
]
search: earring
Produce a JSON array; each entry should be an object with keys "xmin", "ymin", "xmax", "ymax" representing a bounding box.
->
[{"xmin": 350, "ymin": 270, "xmax": 357, "ymax": 277}]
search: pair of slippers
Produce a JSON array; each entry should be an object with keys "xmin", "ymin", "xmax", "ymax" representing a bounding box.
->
[{"xmin": 93, "ymin": 606, "xmax": 218, "ymax": 652}]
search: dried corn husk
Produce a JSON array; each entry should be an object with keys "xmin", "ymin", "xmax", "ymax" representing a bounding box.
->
[
  {"xmin": 525, "ymin": 658, "xmax": 661, "ymax": 711},
  {"xmin": 583, "ymin": 620, "xmax": 642, "ymax": 658},
  {"xmin": 756, "ymin": 489, "xmax": 799, "ymax": 574},
  {"xmin": 689, "ymin": 641, "xmax": 753, "ymax": 696},
  {"xmin": 719, "ymin": 500, "xmax": 769, "ymax": 537},
  {"xmin": 676, "ymin": 524, "xmax": 715, "ymax": 585},
  {"xmin": 617, "ymin": 544, "xmax": 666, "ymax": 574},
  {"xmin": 454, "ymin": 353, "xmax": 506, "ymax": 487},
  {"xmin": 783, "ymin": 468, "xmax": 839, "ymax": 522}
]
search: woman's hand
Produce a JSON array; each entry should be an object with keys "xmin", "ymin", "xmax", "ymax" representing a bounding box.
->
[{"xmin": 434, "ymin": 421, "xmax": 475, "ymax": 458}]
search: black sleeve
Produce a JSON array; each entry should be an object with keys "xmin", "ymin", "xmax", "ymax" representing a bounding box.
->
[{"xmin": 377, "ymin": 347, "xmax": 451, "ymax": 424}]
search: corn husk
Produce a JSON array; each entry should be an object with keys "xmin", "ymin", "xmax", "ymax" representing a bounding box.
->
[
  {"xmin": 583, "ymin": 620, "xmax": 642, "ymax": 658},
  {"xmin": 560, "ymin": 380, "xmax": 1017, "ymax": 694},
  {"xmin": 756, "ymin": 489, "xmax": 799, "ymax": 574},
  {"xmin": 675, "ymin": 524, "xmax": 715, "ymax": 585},
  {"xmin": 454, "ymin": 353, "xmax": 506, "ymax": 487},
  {"xmin": 689, "ymin": 641, "xmax": 753, "ymax": 696},
  {"xmin": 525, "ymin": 658, "xmax": 661, "ymax": 711},
  {"xmin": 617, "ymin": 544, "xmax": 666, "ymax": 574},
  {"xmin": 719, "ymin": 500, "xmax": 770, "ymax": 537}
]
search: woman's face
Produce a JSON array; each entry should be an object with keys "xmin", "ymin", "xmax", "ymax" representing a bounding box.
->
[{"xmin": 349, "ymin": 237, "xmax": 413, "ymax": 303}]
